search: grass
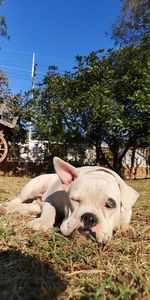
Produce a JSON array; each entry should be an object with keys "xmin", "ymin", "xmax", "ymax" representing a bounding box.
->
[{"xmin": 0, "ymin": 176, "xmax": 150, "ymax": 300}]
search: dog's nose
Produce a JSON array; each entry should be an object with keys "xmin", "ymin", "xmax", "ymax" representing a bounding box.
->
[{"xmin": 81, "ymin": 213, "xmax": 98, "ymax": 228}]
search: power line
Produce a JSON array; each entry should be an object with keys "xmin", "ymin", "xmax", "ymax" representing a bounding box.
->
[
  {"xmin": 3, "ymin": 72, "xmax": 32, "ymax": 81},
  {"xmin": 0, "ymin": 49, "xmax": 73, "ymax": 93},
  {"xmin": 0, "ymin": 65, "xmax": 46, "ymax": 77},
  {"xmin": 0, "ymin": 65, "xmax": 31, "ymax": 74},
  {"xmin": 1, "ymin": 48, "xmax": 33, "ymax": 56},
  {"xmin": 1, "ymin": 48, "xmax": 72, "ymax": 65},
  {"xmin": 1, "ymin": 61, "xmax": 68, "ymax": 74}
]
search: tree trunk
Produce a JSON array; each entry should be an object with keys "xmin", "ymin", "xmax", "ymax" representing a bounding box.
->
[
  {"xmin": 98, "ymin": 143, "xmax": 113, "ymax": 169},
  {"xmin": 130, "ymin": 145, "xmax": 136, "ymax": 180}
]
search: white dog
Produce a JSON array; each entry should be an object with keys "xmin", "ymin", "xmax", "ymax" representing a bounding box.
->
[{"xmin": 1, "ymin": 157, "xmax": 139, "ymax": 242}]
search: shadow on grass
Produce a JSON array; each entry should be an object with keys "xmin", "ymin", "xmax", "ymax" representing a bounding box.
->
[{"xmin": 0, "ymin": 249, "xmax": 67, "ymax": 300}]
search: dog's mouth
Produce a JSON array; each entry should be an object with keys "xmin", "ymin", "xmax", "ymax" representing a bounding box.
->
[
  {"xmin": 78, "ymin": 226, "xmax": 96, "ymax": 240},
  {"xmin": 78, "ymin": 212, "xmax": 99, "ymax": 240}
]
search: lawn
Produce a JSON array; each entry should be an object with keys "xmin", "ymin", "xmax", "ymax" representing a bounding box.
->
[{"xmin": 0, "ymin": 176, "xmax": 150, "ymax": 300}]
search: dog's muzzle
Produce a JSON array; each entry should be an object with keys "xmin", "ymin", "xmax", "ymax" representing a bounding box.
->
[
  {"xmin": 81, "ymin": 213, "xmax": 98, "ymax": 227},
  {"xmin": 78, "ymin": 213, "xmax": 98, "ymax": 237}
]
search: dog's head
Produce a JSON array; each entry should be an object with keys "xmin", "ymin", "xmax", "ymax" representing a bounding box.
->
[{"xmin": 53, "ymin": 157, "xmax": 139, "ymax": 242}]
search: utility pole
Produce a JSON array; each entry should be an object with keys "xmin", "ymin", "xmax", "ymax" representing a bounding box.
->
[{"xmin": 28, "ymin": 52, "xmax": 36, "ymax": 142}]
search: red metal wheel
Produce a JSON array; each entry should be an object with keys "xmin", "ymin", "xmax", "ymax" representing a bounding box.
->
[{"xmin": 0, "ymin": 135, "xmax": 8, "ymax": 163}]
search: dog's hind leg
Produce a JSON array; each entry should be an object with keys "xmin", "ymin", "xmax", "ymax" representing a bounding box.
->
[
  {"xmin": 12, "ymin": 174, "xmax": 52, "ymax": 204},
  {"xmin": 0, "ymin": 174, "xmax": 54, "ymax": 214},
  {"xmin": 3, "ymin": 198, "xmax": 42, "ymax": 214}
]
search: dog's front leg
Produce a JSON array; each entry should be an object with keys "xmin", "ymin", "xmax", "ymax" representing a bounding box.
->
[
  {"xmin": 119, "ymin": 209, "xmax": 136, "ymax": 238},
  {"xmin": 27, "ymin": 202, "xmax": 56, "ymax": 231}
]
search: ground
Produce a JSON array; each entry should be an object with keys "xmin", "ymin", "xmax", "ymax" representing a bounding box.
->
[{"xmin": 0, "ymin": 176, "xmax": 150, "ymax": 300}]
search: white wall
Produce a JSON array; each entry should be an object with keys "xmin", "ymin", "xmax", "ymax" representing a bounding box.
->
[{"xmin": 19, "ymin": 140, "xmax": 150, "ymax": 170}]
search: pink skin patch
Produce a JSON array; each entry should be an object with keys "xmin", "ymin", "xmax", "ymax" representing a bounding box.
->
[
  {"xmin": 78, "ymin": 221, "xmax": 101, "ymax": 235},
  {"xmin": 78, "ymin": 221, "xmax": 84, "ymax": 228},
  {"xmin": 91, "ymin": 223, "xmax": 101, "ymax": 233}
]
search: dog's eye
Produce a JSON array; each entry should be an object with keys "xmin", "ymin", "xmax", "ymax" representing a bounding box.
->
[
  {"xmin": 105, "ymin": 198, "xmax": 116, "ymax": 209},
  {"xmin": 70, "ymin": 198, "xmax": 80, "ymax": 203}
]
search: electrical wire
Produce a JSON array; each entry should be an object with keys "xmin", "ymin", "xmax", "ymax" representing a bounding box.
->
[{"xmin": 0, "ymin": 48, "xmax": 73, "ymax": 92}]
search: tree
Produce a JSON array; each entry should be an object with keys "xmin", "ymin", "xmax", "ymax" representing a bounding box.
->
[
  {"xmin": 112, "ymin": 0, "xmax": 150, "ymax": 46},
  {"xmin": 0, "ymin": 0, "xmax": 9, "ymax": 41},
  {"xmin": 71, "ymin": 48, "xmax": 150, "ymax": 172},
  {"xmin": 24, "ymin": 66, "xmax": 67, "ymax": 143},
  {"xmin": 105, "ymin": 44, "xmax": 150, "ymax": 172},
  {"xmin": 21, "ymin": 0, "xmax": 149, "ymax": 174},
  {"xmin": 0, "ymin": 2, "xmax": 28, "ymax": 161},
  {"xmin": 0, "ymin": 0, "xmax": 10, "ymax": 107},
  {"xmin": 27, "ymin": 44, "xmax": 149, "ymax": 173}
]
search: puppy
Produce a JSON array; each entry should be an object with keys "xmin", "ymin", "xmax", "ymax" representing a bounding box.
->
[{"xmin": 1, "ymin": 157, "xmax": 139, "ymax": 242}]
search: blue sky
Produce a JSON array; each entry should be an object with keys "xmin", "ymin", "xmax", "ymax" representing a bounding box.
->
[{"xmin": 0, "ymin": 0, "xmax": 121, "ymax": 93}]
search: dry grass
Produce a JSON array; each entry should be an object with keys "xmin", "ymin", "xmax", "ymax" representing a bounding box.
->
[{"xmin": 0, "ymin": 176, "xmax": 150, "ymax": 300}]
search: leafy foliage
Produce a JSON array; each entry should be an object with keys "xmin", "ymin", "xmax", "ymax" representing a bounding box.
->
[
  {"xmin": 26, "ymin": 43, "xmax": 150, "ymax": 172},
  {"xmin": 112, "ymin": 0, "xmax": 150, "ymax": 46},
  {"xmin": 0, "ymin": 0, "xmax": 9, "ymax": 40},
  {"xmin": 0, "ymin": 0, "xmax": 149, "ymax": 171}
]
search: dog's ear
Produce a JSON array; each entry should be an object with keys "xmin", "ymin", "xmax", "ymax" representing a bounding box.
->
[
  {"xmin": 53, "ymin": 157, "xmax": 78, "ymax": 187},
  {"xmin": 119, "ymin": 180, "xmax": 139, "ymax": 211},
  {"xmin": 98, "ymin": 167, "xmax": 139, "ymax": 211}
]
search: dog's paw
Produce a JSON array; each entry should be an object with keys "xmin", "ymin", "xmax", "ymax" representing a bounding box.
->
[
  {"xmin": 0, "ymin": 202, "xmax": 7, "ymax": 214},
  {"xmin": 7, "ymin": 203, "xmax": 23, "ymax": 213},
  {"xmin": 27, "ymin": 218, "xmax": 53, "ymax": 232},
  {"xmin": 0, "ymin": 202, "xmax": 16, "ymax": 214},
  {"xmin": 120, "ymin": 225, "xmax": 136, "ymax": 239},
  {"xmin": 0, "ymin": 198, "xmax": 22, "ymax": 214}
]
